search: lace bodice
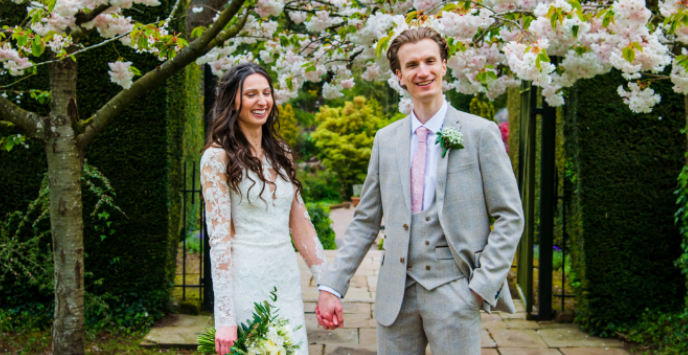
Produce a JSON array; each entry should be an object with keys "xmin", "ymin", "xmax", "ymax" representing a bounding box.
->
[{"xmin": 200, "ymin": 147, "xmax": 328, "ymax": 328}]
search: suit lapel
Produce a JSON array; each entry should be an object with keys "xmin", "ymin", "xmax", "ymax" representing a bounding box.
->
[
  {"xmin": 396, "ymin": 116, "xmax": 412, "ymax": 212},
  {"xmin": 435, "ymin": 107, "xmax": 461, "ymax": 211}
]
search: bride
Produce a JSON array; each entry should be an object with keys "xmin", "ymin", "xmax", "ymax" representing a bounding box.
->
[{"xmin": 200, "ymin": 62, "xmax": 328, "ymax": 355}]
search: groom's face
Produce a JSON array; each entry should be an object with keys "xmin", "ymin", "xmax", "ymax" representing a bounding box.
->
[{"xmin": 395, "ymin": 38, "xmax": 447, "ymax": 104}]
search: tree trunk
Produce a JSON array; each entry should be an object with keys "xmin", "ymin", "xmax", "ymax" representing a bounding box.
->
[{"xmin": 47, "ymin": 59, "xmax": 85, "ymax": 355}]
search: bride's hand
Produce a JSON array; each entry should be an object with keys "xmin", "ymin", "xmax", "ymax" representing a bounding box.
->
[{"xmin": 215, "ymin": 325, "xmax": 238, "ymax": 355}]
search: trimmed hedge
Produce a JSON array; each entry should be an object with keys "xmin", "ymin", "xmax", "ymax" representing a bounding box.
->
[
  {"xmin": 0, "ymin": 1, "xmax": 204, "ymax": 327},
  {"xmin": 564, "ymin": 70, "xmax": 685, "ymax": 335}
]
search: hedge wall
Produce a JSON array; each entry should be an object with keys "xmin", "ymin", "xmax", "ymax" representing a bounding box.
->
[
  {"xmin": 0, "ymin": 1, "xmax": 204, "ymax": 325},
  {"xmin": 565, "ymin": 70, "xmax": 686, "ymax": 335}
]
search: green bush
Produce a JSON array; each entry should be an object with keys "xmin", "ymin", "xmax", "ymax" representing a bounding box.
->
[
  {"xmin": 306, "ymin": 203, "xmax": 336, "ymax": 250},
  {"xmin": 674, "ymin": 163, "xmax": 688, "ymax": 307},
  {"xmin": 564, "ymin": 70, "xmax": 685, "ymax": 336},
  {"xmin": 312, "ymin": 96, "xmax": 388, "ymax": 198},
  {"xmin": 298, "ymin": 169, "xmax": 342, "ymax": 202},
  {"xmin": 624, "ymin": 309, "xmax": 688, "ymax": 354}
]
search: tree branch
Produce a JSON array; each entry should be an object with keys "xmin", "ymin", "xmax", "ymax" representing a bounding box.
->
[
  {"xmin": 77, "ymin": 0, "xmax": 247, "ymax": 149},
  {"xmin": 0, "ymin": 96, "xmax": 47, "ymax": 141},
  {"xmin": 75, "ymin": 4, "xmax": 111, "ymax": 26},
  {"xmin": 203, "ymin": 9, "xmax": 250, "ymax": 52}
]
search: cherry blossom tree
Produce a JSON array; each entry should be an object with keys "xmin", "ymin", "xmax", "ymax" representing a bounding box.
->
[{"xmin": 2, "ymin": 0, "xmax": 688, "ymax": 353}]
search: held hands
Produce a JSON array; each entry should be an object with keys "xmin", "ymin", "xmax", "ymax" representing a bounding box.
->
[
  {"xmin": 316, "ymin": 290, "xmax": 344, "ymax": 330},
  {"xmin": 215, "ymin": 325, "xmax": 238, "ymax": 355}
]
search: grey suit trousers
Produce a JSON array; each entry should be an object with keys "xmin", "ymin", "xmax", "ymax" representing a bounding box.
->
[{"xmin": 377, "ymin": 277, "xmax": 481, "ymax": 355}]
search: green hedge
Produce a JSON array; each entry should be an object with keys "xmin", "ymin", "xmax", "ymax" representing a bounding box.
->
[
  {"xmin": 0, "ymin": 1, "xmax": 204, "ymax": 328},
  {"xmin": 564, "ymin": 70, "xmax": 686, "ymax": 335}
]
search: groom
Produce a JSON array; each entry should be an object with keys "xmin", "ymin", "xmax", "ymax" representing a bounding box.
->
[{"xmin": 316, "ymin": 27, "xmax": 524, "ymax": 354}]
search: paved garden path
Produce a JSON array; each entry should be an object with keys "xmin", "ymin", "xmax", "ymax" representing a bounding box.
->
[{"xmin": 143, "ymin": 204, "xmax": 631, "ymax": 354}]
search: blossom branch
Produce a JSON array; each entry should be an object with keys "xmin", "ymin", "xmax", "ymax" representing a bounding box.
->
[
  {"xmin": 203, "ymin": 9, "xmax": 251, "ymax": 52},
  {"xmin": 74, "ymin": 4, "xmax": 111, "ymax": 26},
  {"xmin": 77, "ymin": 0, "xmax": 246, "ymax": 149}
]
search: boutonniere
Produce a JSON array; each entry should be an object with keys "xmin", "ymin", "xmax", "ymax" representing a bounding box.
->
[{"xmin": 435, "ymin": 127, "xmax": 464, "ymax": 158}]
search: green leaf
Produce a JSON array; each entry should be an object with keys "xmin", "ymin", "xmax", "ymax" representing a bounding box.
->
[
  {"xmin": 375, "ymin": 36, "xmax": 391, "ymax": 59},
  {"xmin": 571, "ymin": 25, "xmax": 579, "ymax": 37},
  {"xmin": 602, "ymin": 9, "xmax": 615, "ymax": 28},
  {"xmin": 31, "ymin": 38, "xmax": 44, "ymax": 57},
  {"xmin": 129, "ymin": 65, "xmax": 141, "ymax": 76},
  {"xmin": 677, "ymin": 55, "xmax": 688, "ymax": 71},
  {"xmin": 405, "ymin": 11, "xmax": 417, "ymax": 23},
  {"xmin": 523, "ymin": 15, "xmax": 534, "ymax": 29},
  {"xmin": 442, "ymin": 3, "xmax": 458, "ymax": 12},
  {"xmin": 569, "ymin": 0, "xmax": 582, "ymax": 11},
  {"xmin": 622, "ymin": 46, "xmax": 635, "ymax": 63},
  {"xmin": 190, "ymin": 25, "xmax": 206, "ymax": 39}
]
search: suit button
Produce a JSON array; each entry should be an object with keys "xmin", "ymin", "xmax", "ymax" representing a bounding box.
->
[
  {"xmin": 425, "ymin": 217, "xmax": 431, "ymax": 222},
  {"xmin": 426, "ymin": 265, "xmax": 431, "ymax": 271},
  {"xmin": 400, "ymin": 257, "xmax": 405, "ymax": 263},
  {"xmin": 407, "ymin": 264, "xmax": 413, "ymax": 269},
  {"xmin": 425, "ymin": 240, "xmax": 430, "ymax": 246},
  {"xmin": 403, "ymin": 224, "xmax": 409, "ymax": 231}
]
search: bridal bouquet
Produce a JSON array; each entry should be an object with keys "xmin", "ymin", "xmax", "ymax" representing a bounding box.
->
[{"xmin": 198, "ymin": 287, "xmax": 300, "ymax": 355}]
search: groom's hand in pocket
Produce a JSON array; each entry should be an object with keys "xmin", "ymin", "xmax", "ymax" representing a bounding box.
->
[
  {"xmin": 215, "ymin": 325, "xmax": 237, "ymax": 355},
  {"xmin": 316, "ymin": 290, "xmax": 344, "ymax": 330}
]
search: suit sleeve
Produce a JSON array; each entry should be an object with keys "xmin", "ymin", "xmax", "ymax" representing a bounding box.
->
[
  {"xmin": 468, "ymin": 122, "xmax": 524, "ymax": 308},
  {"xmin": 319, "ymin": 132, "xmax": 384, "ymax": 296}
]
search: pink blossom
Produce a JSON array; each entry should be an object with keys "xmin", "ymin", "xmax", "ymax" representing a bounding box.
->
[
  {"xmin": 107, "ymin": 61, "xmax": 134, "ymax": 89},
  {"xmin": 341, "ymin": 78, "xmax": 354, "ymax": 89}
]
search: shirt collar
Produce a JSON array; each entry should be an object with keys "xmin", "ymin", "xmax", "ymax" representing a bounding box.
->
[{"xmin": 411, "ymin": 99, "xmax": 447, "ymax": 135}]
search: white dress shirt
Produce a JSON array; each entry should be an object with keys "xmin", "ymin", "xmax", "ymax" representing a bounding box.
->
[
  {"xmin": 410, "ymin": 100, "xmax": 448, "ymax": 212},
  {"xmin": 318, "ymin": 100, "xmax": 449, "ymax": 298}
]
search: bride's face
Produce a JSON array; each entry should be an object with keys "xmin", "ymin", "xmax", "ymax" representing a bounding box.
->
[{"xmin": 235, "ymin": 73, "xmax": 273, "ymax": 130}]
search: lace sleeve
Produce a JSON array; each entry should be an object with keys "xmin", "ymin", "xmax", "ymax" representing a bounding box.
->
[
  {"xmin": 289, "ymin": 188, "xmax": 328, "ymax": 284},
  {"xmin": 200, "ymin": 148, "xmax": 236, "ymax": 327}
]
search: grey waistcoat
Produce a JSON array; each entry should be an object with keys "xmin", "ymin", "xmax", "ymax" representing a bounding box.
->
[{"xmin": 406, "ymin": 202, "xmax": 464, "ymax": 290}]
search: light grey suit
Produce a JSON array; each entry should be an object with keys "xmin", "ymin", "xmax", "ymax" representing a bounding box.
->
[{"xmin": 321, "ymin": 106, "xmax": 524, "ymax": 353}]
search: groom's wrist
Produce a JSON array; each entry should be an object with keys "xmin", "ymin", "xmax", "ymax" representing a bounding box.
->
[{"xmin": 318, "ymin": 285, "xmax": 342, "ymax": 299}]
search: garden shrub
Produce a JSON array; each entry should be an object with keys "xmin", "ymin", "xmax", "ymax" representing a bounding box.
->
[
  {"xmin": 312, "ymin": 96, "xmax": 389, "ymax": 198},
  {"xmin": 278, "ymin": 104, "xmax": 299, "ymax": 149},
  {"xmin": 306, "ymin": 203, "xmax": 337, "ymax": 250},
  {"xmin": 674, "ymin": 163, "xmax": 688, "ymax": 307},
  {"xmin": 624, "ymin": 308, "xmax": 688, "ymax": 354},
  {"xmin": 564, "ymin": 70, "xmax": 685, "ymax": 336},
  {"xmin": 298, "ymin": 168, "xmax": 343, "ymax": 202}
]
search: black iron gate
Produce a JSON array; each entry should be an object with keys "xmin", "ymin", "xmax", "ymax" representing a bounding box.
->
[
  {"xmin": 175, "ymin": 161, "xmax": 213, "ymax": 312},
  {"xmin": 516, "ymin": 82, "xmax": 573, "ymax": 320}
]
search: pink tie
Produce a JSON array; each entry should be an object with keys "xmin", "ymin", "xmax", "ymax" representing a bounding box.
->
[{"xmin": 411, "ymin": 127, "xmax": 430, "ymax": 214}]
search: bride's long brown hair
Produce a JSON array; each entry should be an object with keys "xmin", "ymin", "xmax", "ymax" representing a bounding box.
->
[{"xmin": 203, "ymin": 63, "xmax": 301, "ymax": 201}]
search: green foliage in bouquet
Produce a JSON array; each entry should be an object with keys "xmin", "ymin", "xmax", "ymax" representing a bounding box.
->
[{"xmin": 198, "ymin": 287, "xmax": 300, "ymax": 355}]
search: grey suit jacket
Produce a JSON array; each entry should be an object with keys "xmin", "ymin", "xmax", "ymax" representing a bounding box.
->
[{"xmin": 321, "ymin": 106, "xmax": 524, "ymax": 326}]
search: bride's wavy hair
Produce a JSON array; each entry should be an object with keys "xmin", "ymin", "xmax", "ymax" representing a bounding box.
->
[{"xmin": 203, "ymin": 62, "xmax": 301, "ymax": 201}]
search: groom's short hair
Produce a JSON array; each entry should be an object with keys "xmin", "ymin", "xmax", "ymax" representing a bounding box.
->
[{"xmin": 386, "ymin": 27, "xmax": 449, "ymax": 74}]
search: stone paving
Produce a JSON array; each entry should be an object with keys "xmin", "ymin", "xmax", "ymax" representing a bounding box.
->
[
  {"xmin": 143, "ymin": 204, "xmax": 631, "ymax": 354},
  {"xmin": 299, "ymin": 249, "xmax": 630, "ymax": 355}
]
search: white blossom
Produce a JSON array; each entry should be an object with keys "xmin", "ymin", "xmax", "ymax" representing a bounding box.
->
[
  {"xmin": 107, "ymin": 61, "xmax": 135, "ymax": 89},
  {"xmin": 617, "ymin": 82, "xmax": 661, "ymax": 113}
]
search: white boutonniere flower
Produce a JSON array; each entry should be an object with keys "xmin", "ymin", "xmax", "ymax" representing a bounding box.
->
[{"xmin": 435, "ymin": 127, "xmax": 464, "ymax": 158}]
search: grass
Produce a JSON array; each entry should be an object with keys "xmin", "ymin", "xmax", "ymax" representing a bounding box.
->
[{"xmin": 0, "ymin": 329, "xmax": 201, "ymax": 354}]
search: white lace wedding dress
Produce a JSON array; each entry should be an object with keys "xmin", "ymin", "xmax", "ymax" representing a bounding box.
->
[{"xmin": 200, "ymin": 147, "xmax": 328, "ymax": 354}]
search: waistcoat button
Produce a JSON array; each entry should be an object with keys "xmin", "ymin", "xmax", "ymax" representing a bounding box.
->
[{"xmin": 403, "ymin": 224, "xmax": 409, "ymax": 231}]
